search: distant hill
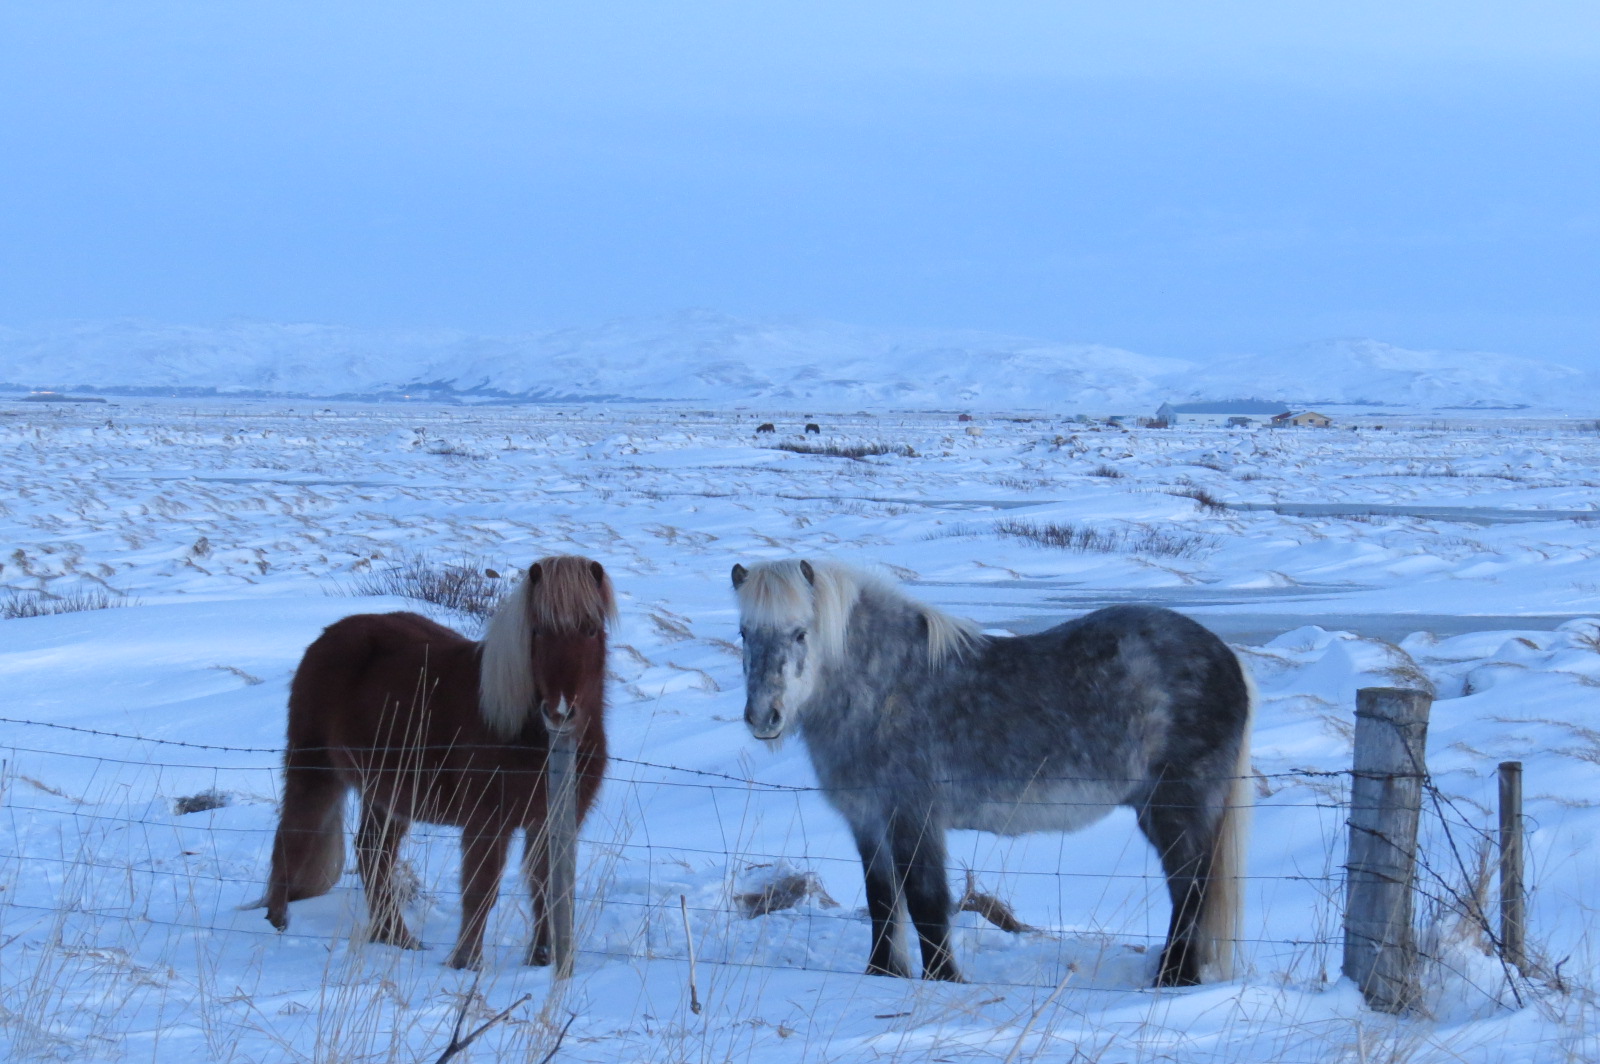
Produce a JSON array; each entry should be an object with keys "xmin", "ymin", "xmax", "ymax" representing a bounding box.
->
[
  {"xmin": 1168, "ymin": 338, "xmax": 1597, "ymax": 411},
  {"xmin": 1, "ymin": 314, "xmax": 1595, "ymax": 412}
]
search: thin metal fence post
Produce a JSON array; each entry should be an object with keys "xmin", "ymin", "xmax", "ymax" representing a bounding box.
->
[
  {"xmin": 1343, "ymin": 687, "xmax": 1431, "ymax": 1013},
  {"xmin": 543, "ymin": 715, "xmax": 579, "ymax": 981},
  {"xmin": 1497, "ymin": 760, "xmax": 1526, "ymax": 974}
]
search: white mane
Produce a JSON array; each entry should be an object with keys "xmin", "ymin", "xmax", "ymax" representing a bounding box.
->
[
  {"xmin": 479, "ymin": 555, "xmax": 616, "ymax": 737},
  {"xmin": 734, "ymin": 558, "xmax": 979, "ymax": 667}
]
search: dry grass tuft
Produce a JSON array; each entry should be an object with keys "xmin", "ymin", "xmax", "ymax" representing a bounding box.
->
[
  {"xmin": 773, "ymin": 440, "xmax": 916, "ymax": 459},
  {"xmin": 1168, "ymin": 486, "xmax": 1229, "ymax": 513},
  {"xmin": 734, "ymin": 868, "xmax": 839, "ymax": 917},
  {"xmin": 3, "ymin": 587, "xmax": 131, "ymax": 619},
  {"xmin": 172, "ymin": 789, "xmax": 230, "ymax": 816},
  {"xmin": 994, "ymin": 518, "xmax": 1213, "ymax": 559}
]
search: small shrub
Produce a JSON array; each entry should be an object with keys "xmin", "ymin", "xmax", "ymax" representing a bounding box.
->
[
  {"xmin": 772, "ymin": 440, "xmax": 915, "ymax": 459},
  {"xmin": 351, "ymin": 554, "xmax": 504, "ymax": 619},
  {"xmin": 1090, "ymin": 464, "xmax": 1124, "ymax": 478},
  {"xmin": 2, "ymin": 587, "xmax": 129, "ymax": 619},
  {"xmin": 425, "ymin": 441, "xmax": 486, "ymax": 460}
]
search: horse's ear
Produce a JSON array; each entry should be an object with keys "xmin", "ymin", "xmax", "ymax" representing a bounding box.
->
[
  {"xmin": 529, "ymin": 562, "xmax": 543, "ymax": 585},
  {"xmin": 589, "ymin": 560, "xmax": 605, "ymax": 584},
  {"xmin": 799, "ymin": 560, "xmax": 815, "ymax": 586},
  {"xmin": 731, "ymin": 564, "xmax": 747, "ymax": 588}
]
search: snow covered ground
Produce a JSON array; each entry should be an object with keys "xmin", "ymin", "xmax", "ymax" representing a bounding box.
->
[{"xmin": 3, "ymin": 399, "xmax": 1599, "ymax": 1061}]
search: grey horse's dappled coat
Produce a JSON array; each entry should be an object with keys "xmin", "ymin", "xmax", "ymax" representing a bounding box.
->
[{"xmin": 732, "ymin": 558, "xmax": 1253, "ymax": 986}]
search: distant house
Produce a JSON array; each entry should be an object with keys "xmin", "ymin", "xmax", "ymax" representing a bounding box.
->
[
  {"xmin": 1272, "ymin": 410, "xmax": 1333, "ymax": 428},
  {"xmin": 1155, "ymin": 400, "xmax": 1290, "ymax": 427}
]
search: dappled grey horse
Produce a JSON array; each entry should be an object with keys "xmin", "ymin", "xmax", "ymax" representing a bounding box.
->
[{"xmin": 731, "ymin": 558, "xmax": 1253, "ymax": 986}]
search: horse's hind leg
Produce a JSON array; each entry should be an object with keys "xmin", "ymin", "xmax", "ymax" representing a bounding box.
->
[
  {"xmin": 1136, "ymin": 780, "xmax": 1218, "ymax": 987},
  {"xmin": 356, "ymin": 802, "xmax": 420, "ymax": 950},
  {"xmin": 852, "ymin": 827, "xmax": 913, "ymax": 978},
  {"xmin": 889, "ymin": 812, "xmax": 963, "ymax": 982},
  {"xmin": 265, "ymin": 754, "xmax": 348, "ymax": 931},
  {"xmin": 449, "ymin": 822, "xmax": 511, "ymax": 970}
]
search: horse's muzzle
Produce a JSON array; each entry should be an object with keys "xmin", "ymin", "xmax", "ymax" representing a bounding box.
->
[
  {"xmin": 541, "ymin": 696, "xmax": 575, "ymax": 731},
  {"xmin": 744, "ymin": 701, "xmax": 784, "ymax": 741}
]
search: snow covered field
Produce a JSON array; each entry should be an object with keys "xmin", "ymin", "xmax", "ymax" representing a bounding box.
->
[{"xmin": 3, "ymin": 399, "xmax": 1599, "ymax": 1062}]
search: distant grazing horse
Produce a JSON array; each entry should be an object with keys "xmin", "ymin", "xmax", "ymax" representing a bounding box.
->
[
  {"xmin": 263, "ymin": 556, "xmax": 615, "ymax": 969},
  {"xmin": 756, "ymin": 422, "xmax": 776, "ymax": 434},
  {"xmin": 805, "ymin": 423, "xmax": 821, "ymax": 434},
  {"xmin": 730, "ymin": 559, "xmax": 1252, "ymax": 986}
]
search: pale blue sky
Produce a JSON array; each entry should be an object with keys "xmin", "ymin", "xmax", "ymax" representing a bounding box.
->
[{"xmin": 2, "ymin": 2, "xmax": 1596, "ymax": 363}]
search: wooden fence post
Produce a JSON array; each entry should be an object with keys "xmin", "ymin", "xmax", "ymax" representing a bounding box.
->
[
  {"xmin": 543, "ymin": 715, "xmax": 579, "ymax": 981},
  {"xmin": 1343, "ymin": 686, "xmax": 1432, "ymax": 1013},
  {"xmin": 1497, "ymin": 760, "xmax": 1526, "ymax": 974}
]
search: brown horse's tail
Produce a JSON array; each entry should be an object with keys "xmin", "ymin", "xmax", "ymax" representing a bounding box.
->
[
  {"xmin": 256, "ymin": 630, "xmax": 360, "ymax": 924},
  {"xmin": 257, "ymin": 747, "xmax": 349, "ymax": 924}
]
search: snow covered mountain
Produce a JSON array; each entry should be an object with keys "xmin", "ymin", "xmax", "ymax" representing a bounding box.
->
[
  {"xmin": 1174, "ymin": 338, "xmax": 1598, "ymax": 411},
  {"xmin": 1, "ymin": 314, "xmax": 1595, "ymax": 411},
  {"xmin": 0, "ymin": 313, "xmax": 1193, "ymax": 409}
]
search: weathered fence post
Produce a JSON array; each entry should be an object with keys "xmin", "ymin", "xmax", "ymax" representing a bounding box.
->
[
  {"xmin": 1497, "ymin": 760, "xmax": 1526, "ymax": 974},
  {"xmin": 1343, "ymin": 686, "xmax": 1432, "ymax": 1013},
  {"xmin": 543, "ymin": 712, "xmax": 579, "ymax": 981}
]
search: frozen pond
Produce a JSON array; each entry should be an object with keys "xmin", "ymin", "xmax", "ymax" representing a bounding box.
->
[{"xmin": 1230, "ymin": 500, "xmax": 1599, "ymax": 525}]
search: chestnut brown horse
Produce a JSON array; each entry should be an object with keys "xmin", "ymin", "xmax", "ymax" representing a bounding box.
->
[{"xmin": 262, "ymin": 555, "xmax": 615, "ymax": 969}]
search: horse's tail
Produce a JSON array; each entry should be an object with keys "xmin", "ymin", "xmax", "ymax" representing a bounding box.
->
[
  {"xmin": 256, "ymin": 630, "xmax": 357, "ymax": 924},
  {"xmin": 1198, "ymin": 657, "xmax": 1255, "ymax": 980},
  {"xmin": 260, "ymin": 749, "xmax": 349, "ymax": 924}
]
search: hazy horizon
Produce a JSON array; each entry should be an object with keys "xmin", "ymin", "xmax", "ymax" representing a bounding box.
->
[{"xmin": 3, "ymin": 3, "xmax": 1596, "ymax": 366}]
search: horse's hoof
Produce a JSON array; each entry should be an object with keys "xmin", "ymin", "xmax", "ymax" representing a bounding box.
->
[
  {"xmin": 865, "ymin": 963, "xmax": 912, "ymax": 978},
  {"xmin": 925, "ymin": 967, "xmax": 967, "ymax": 983},
  {"xmin": 1152, "ymin": 968, "xmax": 1201, "ymax": 988},
  {"xmin": 266, "ymin": 910, "xmax": 288, "ymax": 932},
  {"xmin": 445, "ymin": 951, "xmax": 482, "ymax": 971},
  {"xmin": 371, "ymin": 927, "xmax": 422, "ymax": 951},
  {"xmin": 526, "ymin": 944, "xmax": 551, "ymax": 967}
]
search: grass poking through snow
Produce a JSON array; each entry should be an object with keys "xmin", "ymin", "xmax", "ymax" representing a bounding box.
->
[{"xmin": 993, "ymin": 518, "xmax": 1214, "ymax": 559}]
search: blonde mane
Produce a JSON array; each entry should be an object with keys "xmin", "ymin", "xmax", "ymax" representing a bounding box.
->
[
  {"xmin": 734, "ymin": 558, "xmax": 979, "ymax": 667},
  {"xmin": 479, "ymin": 555, "xmax": 617, "ymax": 736}
]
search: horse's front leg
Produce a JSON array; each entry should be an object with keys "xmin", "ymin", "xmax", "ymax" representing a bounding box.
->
[
  {"xmin": 852, "ymin": 826, "xmax": 912, "ymax": 978},
  {"xmin": 356, "ymin": 802, "xmax": 420, "ymax": 950},
  {"xmin": 521, "ymin": 824, "xmax": 552, "ymax": 966},
  {"xmin": 449, "ymin": 823, "xmax": 511, "ymax": 970},
  {"xmin": 889, "ymin": 811, "xmax": 963, "ymax": 982}
]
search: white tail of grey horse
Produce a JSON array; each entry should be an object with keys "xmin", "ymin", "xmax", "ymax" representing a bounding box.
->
[{"xmin": 1198, "ymin": 660, "xmax": 1255, "ymax": 980}]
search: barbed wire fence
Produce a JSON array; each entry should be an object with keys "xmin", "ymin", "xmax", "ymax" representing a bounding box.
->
[{"xmin": 0, "ymin": 697, "xmax": 1543, "ymax": 1011}]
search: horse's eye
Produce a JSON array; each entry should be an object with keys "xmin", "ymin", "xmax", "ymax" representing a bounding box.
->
[
  {"xmin": 795, "ymin": 630, "xmax": 806, "ymax": 644},
  {"xmin": 739, "ymin": 627, "xmax": 747, "ymax": 640}
]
